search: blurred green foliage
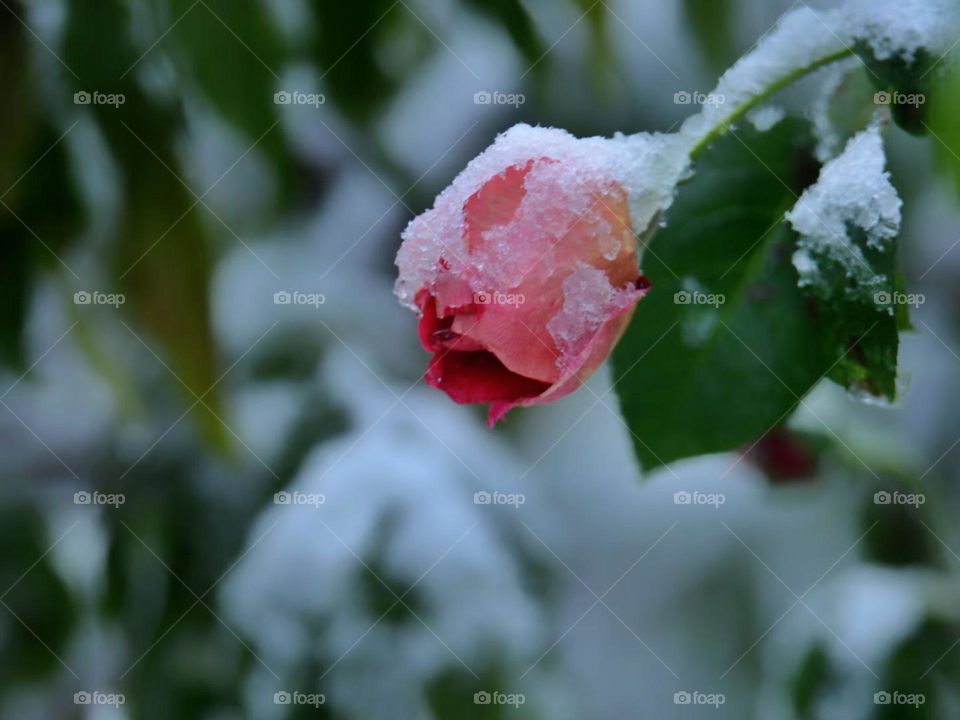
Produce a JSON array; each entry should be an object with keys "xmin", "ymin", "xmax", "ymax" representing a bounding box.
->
[
  {"xmin": 1, "ymin": 1, "xmax": 959, "ymax": 718},
  {"xmin": 682, "ymin": 0, "xmax": 738, "ymax": 71},
  {"xmin": 929, "ymin": 52, "xmax": 960, "ymax": 196}
]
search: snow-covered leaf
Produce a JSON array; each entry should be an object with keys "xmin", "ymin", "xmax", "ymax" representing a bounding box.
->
[
  {"xmin": 786, "ymin": 125, "xmax": 902, "ymax": 400},
  {"xmin": 614, "ymin": 121, "xmax": 836, "ymax": 471}
]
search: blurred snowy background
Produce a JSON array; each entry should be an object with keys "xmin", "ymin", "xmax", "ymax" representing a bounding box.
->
[{"xmin": 2, "ymin": 0, "xmax": 960, "ymax": 718}]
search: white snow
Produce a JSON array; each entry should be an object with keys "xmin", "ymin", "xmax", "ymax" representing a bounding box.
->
[
  {"xmin": 222, "ymin": 349, "xmax": 551, "ymax": 719},
  {"xmin": 545, "ymin": 262, "xmax": 636, "ymax": 364},
  {"xmin": 679, "ymin": 0, "xmax": 959, "ymax": 152},
  {"xmin": 786, "ymin": 124, "xmax": 902, "ymax": 299},
  {"xmin": 747, "ymin": 105, "xmax": 786, "ymax": 132},
  {"xmin": 394, "ymin": 123, "xmax": 690, "ymax": 310},
  {"xmin": 679, "ymin": 6, "xmax": 844, "ymax": 149},
  {"xmin": 842, "ymin": 0, "xmax": 958, "ymax": 62},
  {"xmin": 809, "ymin": 61, "xmax": 858, "ymax": 163}
]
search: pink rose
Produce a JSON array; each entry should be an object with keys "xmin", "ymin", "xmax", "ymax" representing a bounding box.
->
[{"xmin": 395, "ymin": 126, "xmax": 650, "ymax": 426}]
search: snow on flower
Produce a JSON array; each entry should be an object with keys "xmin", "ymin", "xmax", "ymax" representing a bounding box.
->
[{"xmin": 395, "ymin": 124, "xmax": 687, "ymax": 425}]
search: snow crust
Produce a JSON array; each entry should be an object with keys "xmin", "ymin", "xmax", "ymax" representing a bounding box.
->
[
  {"xmin": 679, "ymin": 0, "xmax": 959, "ymax": 150},
  {"xmin": 395, "ymin": 124, "xmax": 689, "ymax": 310},
  {"xmin": 810, "ymin": 62, "xmax": 857, "ymax": 163},
  {"xmin": 786, "ymin": 125, "xmax": 902, "ymax": 299},
  {"xmin": 843, "ymin": 0, "xmax": 958, "ymax": 62},
  {"xmin": 546, "ymin": 262, "xmax": 636, "ymax": 364},
  {"xmin": 747, "ymin": 105, "xmax": 786, "ymax": 132}
]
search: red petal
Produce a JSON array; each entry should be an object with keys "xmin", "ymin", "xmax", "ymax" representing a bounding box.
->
[
  {"xmin": 417, "ymin": 293, "xmax": 486, "ymax": 352},
  {"xmin": 463, "ymin": 159, "xmax": 537, "ymax": 253},
  {"xmin": 416, "ymin": 293, "xmax": 446, "ymax": 352},
  {"xmin": 426, "ymin": 350, "xmax": 550, "ymax": 406}
]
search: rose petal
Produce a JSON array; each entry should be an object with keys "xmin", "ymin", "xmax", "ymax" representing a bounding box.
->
[
  {"xmin": 463, "ymin": 159, "xmax": 537, "ymax": 253},
  {"xmin": 486, "ymin": 300, "xmax": 639, "ymax": 426},
  {"xmin": 426, "ymin": 350, "xmax": 550, "ymax": 405}
]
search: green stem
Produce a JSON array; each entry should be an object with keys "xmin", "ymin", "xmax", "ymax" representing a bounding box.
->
[{"xmin": 689, "ymin": 47, "xmax": 856, "ymax": 160}]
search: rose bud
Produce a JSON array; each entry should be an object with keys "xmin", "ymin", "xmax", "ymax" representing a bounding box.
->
[{"xmin": 395, "ymin": 124, "xmax": 683, "ymax": 426}]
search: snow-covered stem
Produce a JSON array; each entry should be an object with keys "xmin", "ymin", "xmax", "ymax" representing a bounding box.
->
[
  {"xmin": 686, "ymin": 0, "xmax": 959, "ymax": 161},
  {"xmin": 688, "ymin": 47, "xmax": 855, "ymax": 161}
]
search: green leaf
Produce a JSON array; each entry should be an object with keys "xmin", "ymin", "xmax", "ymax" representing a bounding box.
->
[
  {"xmin": 797, "ymin": 226, "xmax": 900, "ymax": 401},
  {"xmin": 614, "ymin": 121, "xmax": 834, "ymax": 470},
  {"xmin": 427, "ymin": 668, "xmax": 531, "ymax": 720},
  {"xmin": 0, "ymin": 121, "xmax": 85, "ymax": 368},
  {"xmin": 0, "ymin": 8, "xmax": 82, "ymax": 367},
  {"xmin": 790, "ymin": 644, "xmax": 833, "ymax": 719},
  {"xmin": 855, "ymin": 41, "xmax": 935, "ymax": 136},
  {"xmin": 615, "ymin": 120, "xmax": 902, "ymax": 471},
  {"xmin": 462, "ymin": 0, "xmax": 543, "ymax": 65},
  {"xmin": 64, "ymin": 0, "xmax": 227, "ymax": 449},
  {"xmin": 682, "ymin": 0, "xmax": 738, "ymax": 71},
  {"xmin": 167, "ymin": 0, "xmax": 295, "ymax": 208},
  {"xmin": 308, "ymin": 0, "xmax": 408, "ymax": 122},
  {"xmin": 928, "ymin": 52, "xmax": 960, "ymax": 197},
  {"xmin": 862, "ymin": 492, "xmax": 935, "ymax": 568},
  {"xmin": 0, "ymin": 5, "xmax": 38, "ymax": 194},
  {"xmin": 787, "ymin": 127, "xmax": 901, "ymax": 402},
  {"xmin": 169, "ymin": 0, "xmax": 285, "ymax": 135},
  {"xmin": 0, "ymin": 506, "xmax": 77, "ymax": 682},
  {"xmin": 873, "ymin": 618, "xmax": 958, "ymax": 720}
]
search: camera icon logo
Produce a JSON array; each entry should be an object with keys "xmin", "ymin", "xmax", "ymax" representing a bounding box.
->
[
  {"xmin": 274, "ymin": 691, "xmax": 292, "ymax": 704},
  {"xmin": 474, "ymin": 491, "xmax": 492, "ymax": 505},
  {"xmin": 874, "ymin": 691, "xmax": 891, "ymax": 704},
  {"xmin": 274, "ymin": 91, "xmax": 292, "ymax": 105},
  {"xmin": 874, "ymin": 491, "xmax": 891, "ymax": 505},
  {"xmin": 874, "ymin": 91, "xmax": 892, "ymax": 105},
  {"xmin": 74, "ymin": 291, "xmax": 92, "ymax": 305},
  {"xmin": 874, "ymin": 291, "xmax": 892, "ymax": 304},
  {"xmin": 474, "ymin": 91, "xmax": 492, "ymax": 105},
  {"xmin": 74, "ymin": 491, "xmax": 92, "ymax": 505},
  {"xmin": 673, "ymin": 290, "xmax": 691, "ymax": 305},
  {"xmin": 674, "ymin": 691, "xmax": 692, "ymax": 704},
  {"xmin": 474, "ymin": 691, "xmax": 491, "ymax": 704},
  {"xmin": 674, "ymin": 491, "xmax": 692, "ymax": 505},
  {"xmin": 674, "ymin": 91, "xmax": 692, "ymax": 105},
  {"xmin": 74, "ymin": 91, "xmax": 92, "ymax": 105},
  {"xmin": 274, "ymin": 291, "xmax": 292, "ymax": 305},
  {"xmin": 74, "ymin": 691, "xmax": 92, "ymax": 704},
  {"xmin": 474, "ymin": 291, "xmax": 492, "ymax": 304},
  {"xmin": 274, "ymin": 491, "xmax": 292, "ymax": 505}
]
